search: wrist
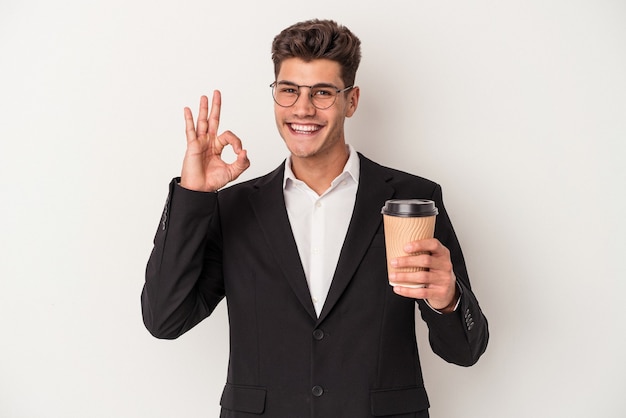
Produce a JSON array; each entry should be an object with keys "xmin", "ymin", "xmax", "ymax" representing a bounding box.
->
[
  {"xmin": 427, "ymin": 284, "xmax": 461, "ymax": 314},
  {"xmin": 437, "ymin": 295, "xmax": 459, "ymax": 314},
  {"xmin": 178, "ymin": 178, "xmax": 217, "ymax": 193}
]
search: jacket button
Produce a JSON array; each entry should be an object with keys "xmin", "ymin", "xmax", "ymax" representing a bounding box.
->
[
  {"xmin": 312, "ymin": 329, "xmax": 325, "ymax": 340},
  {"xmin": 312, "ymin": 385, "xmax": 324, "ymax": 397}
]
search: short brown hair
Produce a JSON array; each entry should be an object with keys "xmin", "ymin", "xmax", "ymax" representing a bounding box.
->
[{"xmin": 271, "ymin": 19, "xmax": 362, "ymax": 88}]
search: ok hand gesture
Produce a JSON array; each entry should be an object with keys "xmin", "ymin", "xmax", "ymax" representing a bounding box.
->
[{"xmin": 180, "ymin": 91, "xmax": 250, "ymax": 192}]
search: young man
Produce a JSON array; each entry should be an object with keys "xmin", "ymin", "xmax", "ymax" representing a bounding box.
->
[{"xmin": 142, "ymin": 19, "xmax": 488, "ymax": 418}]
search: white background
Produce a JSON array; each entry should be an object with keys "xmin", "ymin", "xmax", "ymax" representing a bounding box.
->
[{"xmin": 1, "ymin": 0, "xmax": 625, "ymax": 417}]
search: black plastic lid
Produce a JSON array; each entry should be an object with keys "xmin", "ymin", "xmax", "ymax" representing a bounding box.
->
[{"xmin": 381, "ymin": 199, "xmax": 438, "ymax": 217}]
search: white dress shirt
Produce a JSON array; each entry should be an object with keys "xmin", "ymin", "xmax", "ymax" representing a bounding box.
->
[{"xmin": 283, "ymin": 145, "xmax": 359, "ymax": 316}]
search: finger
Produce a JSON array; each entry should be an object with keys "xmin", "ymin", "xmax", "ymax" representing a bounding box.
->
[
  {"xmin": 404, "ymin": 238, "xmax": 440, "ymax": 254},
  {"xmin": 217, "ymin": 131, "xmax": 251, "ymax": 172},
  {"xmin": 218, "ymin": 130, "xmax": 244, "ymax": 152},
  {"xmin": 391, "ymin": 277, "xmax": 446, "ymax": 295},
  {"xmin": 208, "ymin": 90, "xmax": 222, "ymax": 141},
  {"xmin": 196, "ymin": 95, "xmax": 209, "ymax": 138},
  {"xmin": 396, "ymin": 277, "xmax": 458, "ymax": 310},
  {"xmin": 391, "ymin": 253, "xmax": 431, "ymax": 270},
  {"xmin": 233, "ymin": 148, "xmax": 250, "ymax": 173},
  {"xmin": 184, "ymin": 106, "xmax": 197, "ymax": 144},
  {"xmin": 406, "ymin": 240, "xmax": 451, "ymax": 263},
  {"xmin": 389, "ymin": 270, "xmax": 430, "ymax": 287},
  {"xmin": 392, "ymin": 285, "xmax": 430, "ymax": 300}
]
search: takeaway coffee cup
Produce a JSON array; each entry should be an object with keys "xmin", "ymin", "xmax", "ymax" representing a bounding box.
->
[{"xmin": 381, "ymin": 199, "xmax": 438, "ymax": 288}]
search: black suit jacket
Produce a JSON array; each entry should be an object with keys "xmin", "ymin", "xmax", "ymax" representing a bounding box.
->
[{"xmin": 142, "ymin": 154, "xmax": 488, "ymax": 417}]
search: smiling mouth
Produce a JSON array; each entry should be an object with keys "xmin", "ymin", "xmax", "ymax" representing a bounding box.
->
[{"xmin": 289, "ymin": 123, "xmax": 322, "ymax": 134}]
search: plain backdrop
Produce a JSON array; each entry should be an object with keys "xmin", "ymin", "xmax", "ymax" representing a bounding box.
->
[{"xmin": 1, "ymin": 0, "xmax": 625, "ymax": 417}]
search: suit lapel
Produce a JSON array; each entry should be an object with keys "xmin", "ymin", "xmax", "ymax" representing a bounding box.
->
[
  {"xmin": 317, "ymin": 155, "xmax": 395, "ymax": 323},
  {"xmin": 248, "ymin": 164, "xmax": 318, "ymax": 321}
]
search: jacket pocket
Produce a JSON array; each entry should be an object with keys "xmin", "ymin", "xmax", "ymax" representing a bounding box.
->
[
  {"xmin": 370, "ymin": 386, "xmax": 430, "ymax": 416},
  {"xmin": 220, "ymin": 383, "xmax": 266, "ymax": 414}
]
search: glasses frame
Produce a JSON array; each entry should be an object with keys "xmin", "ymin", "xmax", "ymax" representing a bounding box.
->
[{"xmin": 270, "ymin": 81, "xmax": 354, "ymax": 110}]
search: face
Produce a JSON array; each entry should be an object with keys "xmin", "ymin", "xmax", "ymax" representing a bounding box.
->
[{"xmin": 273, "ymin": 58, "xmax": 359, "ymax": 164}]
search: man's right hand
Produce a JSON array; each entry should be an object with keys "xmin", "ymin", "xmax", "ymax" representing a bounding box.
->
[{"xmin": 180, "ymin": 91, "xmax": 250, "ymax": 192}]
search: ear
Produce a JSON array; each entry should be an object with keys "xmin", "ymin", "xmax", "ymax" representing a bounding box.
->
[{"xmin": 345, "ymin": 86, "xmax": 360, "ymax": 118}]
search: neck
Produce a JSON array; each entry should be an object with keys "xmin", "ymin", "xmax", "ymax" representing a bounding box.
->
[{"xmin": 290, "ymin": 146, "xmax": 350, "ymax": 195}]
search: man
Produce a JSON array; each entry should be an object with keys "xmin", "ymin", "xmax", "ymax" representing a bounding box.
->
[{"xmin": 142, "ymin": 19, "xmax": 488, "ymax": 417}]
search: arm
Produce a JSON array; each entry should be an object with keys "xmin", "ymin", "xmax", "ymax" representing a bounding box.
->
[
  {"xmin": 141, "ymin": 180, "xmax": 223, "ymax": 339},
  {"xmin": 391, "ymin": 185, "xmax": 489, "ymax": 366},
  {"xmin": 141, "ymin": 92, "xmax": 250, "ymax": 339}
]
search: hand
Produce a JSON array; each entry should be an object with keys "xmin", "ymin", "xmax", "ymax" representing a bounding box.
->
[
  {"xmin": 390, "ymin": 238, "xmax": 459, "ymax": 312},
  {"xmin": 180, "ymin": 91, "xmax": 250, "ymax": 192}
]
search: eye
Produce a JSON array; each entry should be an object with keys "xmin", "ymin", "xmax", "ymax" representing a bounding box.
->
[
  {"xmin": 313, "ymin": 88, "xmax": 335, "ymax": 97},
  {"xmin": 280, "ymin": 87, "xmax": 298, "ymax": 94}
]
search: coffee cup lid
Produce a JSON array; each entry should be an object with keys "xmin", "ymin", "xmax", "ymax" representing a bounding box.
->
[{"xmin": 381, "ymin": 199, "xmax": 438, "ymax": 217}]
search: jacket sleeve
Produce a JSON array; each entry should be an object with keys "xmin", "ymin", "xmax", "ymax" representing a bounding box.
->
[
  {"xmin": 417, "ymin": 184, "xmax": 489, "ymax": 366},
  {"xmin": 141, "ymin": 178, "xmax": 225, "ymax": 339}
]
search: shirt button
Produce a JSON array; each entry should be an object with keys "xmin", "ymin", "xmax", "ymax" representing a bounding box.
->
[
  {"xmin": 312, "ymin": 385, "xmax": 324, "ymax": 397},
  {"xmin": 315, "ymin": 201, "xmax": 322, "ymax": 208},
  {"xmin": 313, "ymin": 329, "xmax": 325, "ymax": 340}
]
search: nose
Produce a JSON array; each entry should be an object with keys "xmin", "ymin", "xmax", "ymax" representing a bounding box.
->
[{"xmin": 291, "ymin": 88, "xmax": 316, "ymax": 117}]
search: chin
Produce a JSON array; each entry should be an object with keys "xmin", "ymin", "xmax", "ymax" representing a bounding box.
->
[
  {"xmin": 287, "ymin": 146, "xmax": 317, "ymax": 159},
  {"xmin": 283, "ymin": 137, "xmax": 321, "ymax": 158}
]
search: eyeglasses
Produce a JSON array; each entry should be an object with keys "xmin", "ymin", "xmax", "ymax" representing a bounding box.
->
[{"xmin": 270, "ymin": 81, "xmax": 354, "ymax": 110}]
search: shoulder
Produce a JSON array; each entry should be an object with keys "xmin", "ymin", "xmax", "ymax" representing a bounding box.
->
[{"xmin": 358, "ymin": 153, "xmax": 440, "ymax": 193}]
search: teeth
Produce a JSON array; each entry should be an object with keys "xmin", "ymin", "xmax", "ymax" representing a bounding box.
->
[{"xmin": 290, "ymin": 123, "xmax": 320, "ymax": 133}]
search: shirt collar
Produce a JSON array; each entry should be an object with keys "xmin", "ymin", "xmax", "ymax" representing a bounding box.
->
[{"xmin": 283, "ymin": 144, "xmax": 360, "ymax": 189}]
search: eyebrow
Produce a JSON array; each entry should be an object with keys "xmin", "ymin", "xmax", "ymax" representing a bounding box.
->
[{"xmin": 276, "ymin": 80, "xmax": 340, "ymax": 89}]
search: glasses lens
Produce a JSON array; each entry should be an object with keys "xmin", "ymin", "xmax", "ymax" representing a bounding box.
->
[
  {"xmin": 273, "ymin": 83, "xmax": 299, "ymax": 107},
  {"xmin": 310, "ymin": 86, "xmax": 337, "ymax": 109}
]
